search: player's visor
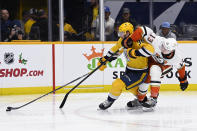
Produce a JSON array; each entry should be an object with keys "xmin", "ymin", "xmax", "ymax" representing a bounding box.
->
[{"xmin": 118, "ymin": 31, "xmax": 125, "ymax": 37}]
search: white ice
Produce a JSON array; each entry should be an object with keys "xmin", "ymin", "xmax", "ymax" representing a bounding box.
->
[{"xmin": 0, "ymin": 92, "xmax": 197, "ymax": 131}]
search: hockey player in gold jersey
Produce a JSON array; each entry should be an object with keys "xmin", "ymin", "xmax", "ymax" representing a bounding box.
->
[{"xmin": 97, "ymin": 22, "xmax": 155, "ymax": 110}]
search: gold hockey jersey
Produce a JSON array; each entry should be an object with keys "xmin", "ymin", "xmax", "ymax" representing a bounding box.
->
[{"xmin": 106, "ymin": 37, "xmax": 154, "ymax": 71}]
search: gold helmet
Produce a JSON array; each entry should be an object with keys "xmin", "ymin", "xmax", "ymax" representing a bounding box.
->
[{"xmin": 118, "ymin": 22, "xmax": 134, "ymax": 37}]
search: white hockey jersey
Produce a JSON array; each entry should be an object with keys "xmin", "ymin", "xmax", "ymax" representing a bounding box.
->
[{"xmin": 140, "ymin": 26, "xmax": 184, "ymax": 70}]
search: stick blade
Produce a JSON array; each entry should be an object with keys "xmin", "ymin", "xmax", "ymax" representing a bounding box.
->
[
  {"xmin": 6, "ymin": 107, "xmax": 12, "ymax": 112},
  {"xmin": 59, "ymin": 94, "xmax": 69, "ymax": 109}
]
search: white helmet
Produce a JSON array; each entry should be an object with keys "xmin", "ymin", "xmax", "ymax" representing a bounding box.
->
[{"xmin": 163, "ymin": 38, "xmax": 177, "ymax": 52}]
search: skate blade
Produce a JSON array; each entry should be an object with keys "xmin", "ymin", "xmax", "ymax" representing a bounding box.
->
[
  {"xmin": 142, "ymin": 106, "xmax": 155, "ymax": 112},
  {"xmin": 126, "ymin": 106, "xmax": 142, "ymax": 110},
  {"xmin": 97, "ymin": 108, "xmax": 105, "ymax": 111},
  {"xmin": 97, "ymin": 108, "xmax": 109, "ymax": 112}
]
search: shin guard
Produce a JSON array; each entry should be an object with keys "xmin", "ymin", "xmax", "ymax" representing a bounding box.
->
[
  {"xmin": 138, "ymin": 83, "xmax": 149, "ymax": 101},
  {"xmin": 150, "ymin": 86, "xmax": 160, "ymax": 98}
]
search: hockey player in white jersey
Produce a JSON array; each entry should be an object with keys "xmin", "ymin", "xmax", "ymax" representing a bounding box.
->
[{"xmin": 123, "ymin": 26, "xmax": 189, "ymax": 109}]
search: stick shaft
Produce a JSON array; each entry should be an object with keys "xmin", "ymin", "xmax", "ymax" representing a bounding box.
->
[
  {"xmin": 59, "ymin": 48, "xmax": 121, "ymax": 108},
  {"xmin": 7, "ymin": 72, "xmax": 89, "ymax": 110},
  {"xmin": 59, "ymin": 62, "xmax": 104, "ymax": 108}
]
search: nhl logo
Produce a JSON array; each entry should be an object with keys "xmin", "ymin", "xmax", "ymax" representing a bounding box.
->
[{"xmin": 4, "ymin": 52, "xmax": 14, "ymax": 64}]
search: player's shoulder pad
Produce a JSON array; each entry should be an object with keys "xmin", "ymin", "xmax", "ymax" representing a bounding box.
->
[{"xmin": 141, "ymin": 26, "xmax": 154, "ymax": 38}]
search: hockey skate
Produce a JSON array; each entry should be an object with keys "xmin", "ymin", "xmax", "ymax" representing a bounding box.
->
[
  {"xmin": 126, "ymin": 98, "xmax": 142, "ymax": 110},
  {"xmin": 141, "ymin": 97, "xmax": 157, "ymax": 111},
  {"xmin": 99, "ymin": 100, "xmax": 114, "ymax": 110},
  {"xmin": 126, "ymin": 96, "xmax": 148, "ymax": 110}
]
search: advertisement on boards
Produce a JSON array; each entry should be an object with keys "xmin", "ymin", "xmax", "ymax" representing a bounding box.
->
[
  {"xmin": 0, "ymin": 45, "xmax": 52, "ymax": 88},
  {"xmin": 56, "ymin": 43, "xmax": 194, "ymax": 87}
]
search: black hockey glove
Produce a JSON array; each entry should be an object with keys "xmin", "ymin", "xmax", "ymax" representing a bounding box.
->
[
  {"xmin": 178, "ymin": 76, "xmax": 188, "ymax": 91},
  {"xmin": 180, "ymin": 81, "xmax": 188, "ymax": 91},
  {"xmin": 121, "ymin": 37, "xmax": 133, "ymax": 49}
]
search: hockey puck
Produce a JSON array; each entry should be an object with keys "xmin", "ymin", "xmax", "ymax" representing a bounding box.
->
[{"xmin": 6, "ymin": 107, "xmax": 12, "ymax": 112}]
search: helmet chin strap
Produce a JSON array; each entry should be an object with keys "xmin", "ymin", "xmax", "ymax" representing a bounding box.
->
[{"xmin": 125, "ymin": 32, "xmax": 130, "ymax": 37}]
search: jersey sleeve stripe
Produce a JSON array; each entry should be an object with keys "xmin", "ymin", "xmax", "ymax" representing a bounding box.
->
[
  {"xmin": 107, "ymin": 50, "xmax": 113, "ymax": 56},
  {"xmin": 136, "ymin": 47, "xmax": 152, "ymax": 57},
  {"xmin": 142, "ymin": 47, "xmax": 152, "ymax": 55},
  {"xmin": 142, "ymin": 26, "xmax": 147, "ymax": 38}
]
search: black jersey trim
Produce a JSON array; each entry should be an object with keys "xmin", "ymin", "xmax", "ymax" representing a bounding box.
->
[{"xmin": 142, "ymin": 26, "xmax": 147, "ymax": 38}]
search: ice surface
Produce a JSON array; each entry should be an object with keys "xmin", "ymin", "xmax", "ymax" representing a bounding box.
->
[{"xmin": 0, "ymin": 92, "xmax": 197, "ymax": 131}]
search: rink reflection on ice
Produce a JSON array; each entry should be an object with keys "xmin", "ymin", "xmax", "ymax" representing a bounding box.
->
[{"xmin": 0, "ymin": 92, "xmax": 197, "ymax": 131}]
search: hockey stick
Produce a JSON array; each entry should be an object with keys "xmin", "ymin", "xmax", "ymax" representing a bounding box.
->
[
  {"xmin": 6, "ymin": 72, "xmax": 89, "ymax": 112},
  {"xmin": 59, "ymin": 48, "xmax": 122, "ymax": 109}
]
